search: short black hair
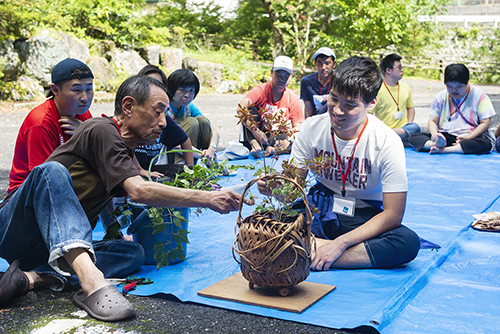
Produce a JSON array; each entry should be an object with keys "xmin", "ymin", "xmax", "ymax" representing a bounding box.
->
[
  {"xmin": 166, "ymin": 69, "xmax": 200, "ymax": 100},
  {"xmin": 331, "ymin": 56, "xmax": 383, "ymax": 105},
  {"xmin": 380, "ymin": 53, "xmax": 402, "ymax": 74},
  {"xmin": 114, "ymin": 75, "xmax": 167, "ymax": 116},
  {"xmin": 137, "ymin": 65, "xmax": 168, "ymax": 85},
  {"xmin": 314, "ymin": 54, "xmax": 335, "ymax": 63},
  {"xmin": 444, "ymin": 63, "xmax": 469, "ymax": 85}
]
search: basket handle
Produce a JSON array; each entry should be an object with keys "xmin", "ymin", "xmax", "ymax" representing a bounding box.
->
[{"xmin": 236, "ymin": 174, "xmax": 313, "ymax": 227}]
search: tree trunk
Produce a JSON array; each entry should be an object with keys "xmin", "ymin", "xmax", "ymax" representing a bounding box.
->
[{"xmin": 261, "ymin": 0, "xmax": 286, "ymax": 57}]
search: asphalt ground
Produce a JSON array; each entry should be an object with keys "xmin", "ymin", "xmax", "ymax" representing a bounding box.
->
[{"xmin": 0, "ymin": 78, "xmax": 499, "ymax": 333}]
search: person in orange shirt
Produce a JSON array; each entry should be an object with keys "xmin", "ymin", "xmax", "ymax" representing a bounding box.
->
[{"xmin": 237, "ymin": 56, "xmax": 304, "ymax": 158}]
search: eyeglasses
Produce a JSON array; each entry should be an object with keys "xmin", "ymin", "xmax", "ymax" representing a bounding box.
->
[
  {"xmin": 446, "ymin": 83, "xmax": 466, "ymax": 90},
  {"xmin": 392, "ymin": 65, "xmax": 403, "ymax": 71}
]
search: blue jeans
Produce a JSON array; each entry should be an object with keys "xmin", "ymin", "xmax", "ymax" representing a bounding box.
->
[
  {"xmin": 402, "ymin": 122, "xmax": 421, "ymax": 136},
  {"xmin": 0, "ymin": 162, "xmax": 144, "ymax": 290}
]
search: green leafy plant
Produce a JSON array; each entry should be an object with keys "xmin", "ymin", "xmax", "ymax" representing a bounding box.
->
[
  {"xmin": 114, "ymin": 149, "xmax": 250, "ymax": 269},
  {"xmin": 149, "ymin": 207, "xmax": 190, "ymax": 268}
]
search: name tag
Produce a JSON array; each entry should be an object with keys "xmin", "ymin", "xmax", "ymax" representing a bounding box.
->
[
  {"xmin": 442, "ymin": 121, "xmax": 453, "ymax": 131},
  {"xmin": 394, "ymin": 111, "xmax": 404, "ymax": 120},
  {"xmin": 332, "ymin": 194, "xmax": 356, "ymax": 217}
]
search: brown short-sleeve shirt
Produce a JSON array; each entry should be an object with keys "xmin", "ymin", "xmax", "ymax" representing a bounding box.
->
[{"xmin": 47, "ymin": 117, "xmax": 140, "ymax": 227}]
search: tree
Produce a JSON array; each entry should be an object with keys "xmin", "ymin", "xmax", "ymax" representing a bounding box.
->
[
  {"xmin": 228, "ymin": 0, "xmax": 273, "ymax": 60},
  {"xmin": 259, "ymin": 0, "xmax": 334, "ymax": 69},
  {"xmin": 0, "ymin": 0, "xmax": 42, "ymax": 41},
  {"xmin": 325, "ymin": 0, "xmax": 447, "ymax": 57},
  {"xmin": 150, "ymin": 0, "xmax": 228, "ymax": 35}
]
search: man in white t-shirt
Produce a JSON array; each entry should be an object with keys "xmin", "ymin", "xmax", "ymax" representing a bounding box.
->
[
  {"xmin": 259, "ymin": 56, "xmax": 420, "ymax": 270},
  {"xmin": 409, "ymin": 63, "xmax": 495, "ymax": 154}
]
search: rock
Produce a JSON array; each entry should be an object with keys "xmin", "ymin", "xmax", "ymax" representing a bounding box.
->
[
  {"xmin": 161, "ymin": 48, "xmax": 183, "ymax": 70},
  {"xmin": 182, "ymin": 56, "xmax": 198, "ymax": 72},
  {"xmin": 14, "ymin": 31, "xmax": 69, "ymax": 86},
  {"xmin": 109, "ymin": 46, "xmax": 148, "ymax": 76},
  {"xmin": 195, "ymin": 61, "xmax": 223, "ymax": 88},
  {"xmin": 87, "ymin": 56, "xmax": 118, "ymax": 91},
  {"xmin": 60, "ymin": 32, "xmax": 90, "ymax": 63},
  {"xmin": 0, "ymin": 75, "xmax": 44, "ymax": 101},
  {"xmin": 140, "ymin": 45, "xmax": 161, "ymax": 65},
  {"xmin": 13, "ymin": 30, "xmax": 90, "ymax": 87},
  {"xmin": 0, "ymin": 40, "xmax": 20, "ymax": 80},
  {"xmin": 216, "ymin": 80, "xmax": 241, "ymax": 94},
  {"xmin": 90, "ymin": 40, "xmax": 116, "ymax": 60}
]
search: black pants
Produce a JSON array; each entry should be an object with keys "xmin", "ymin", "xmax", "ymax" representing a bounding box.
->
[{"xmin": 409, "ymin": 132, "xmax": 491, "ymax": 154}]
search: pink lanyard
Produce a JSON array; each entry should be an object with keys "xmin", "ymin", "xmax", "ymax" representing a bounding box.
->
[{"xmin": 330, "ymin": 118, "xmax": 368, "ymax": 197}]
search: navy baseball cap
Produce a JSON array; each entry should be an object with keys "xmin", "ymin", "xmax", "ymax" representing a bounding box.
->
[
  {"xmin": 47, "ymin": 58, "xmax": 94, "ymax": 98},
  {"xmin": 51, "ymin": 58, "xmax": 94, "ymax": 84}
]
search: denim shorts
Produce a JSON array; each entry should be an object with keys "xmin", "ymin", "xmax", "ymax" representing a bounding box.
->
[{"xmin": 402, "ymin": 122, "xmax": 421, "ymax": 136}]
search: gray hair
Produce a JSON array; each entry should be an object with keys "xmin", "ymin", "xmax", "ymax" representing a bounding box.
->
[{"xmin": 114, "ymin": 75, "xmax": 167, "ymax": 116}]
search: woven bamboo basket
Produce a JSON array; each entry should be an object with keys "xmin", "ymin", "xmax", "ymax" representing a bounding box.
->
[{"xmin": 233, "ymin": 175, "xmax": 314, "ymax": 296}]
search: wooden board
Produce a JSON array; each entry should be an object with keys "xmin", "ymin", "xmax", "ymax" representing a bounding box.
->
[{"xmin": 197, "ymin": 272, "xmax": 336, "ymax": 313}]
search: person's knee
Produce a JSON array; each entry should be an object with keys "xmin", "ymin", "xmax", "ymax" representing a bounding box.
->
[
  {"xmin": 408, "ymin": 132, "xmax": 431, "ymax": 152},
  {"xmin": 182, "ymin": 117, "xmax": 199, "ymax": 129},
  {"xmin": 195, "ymin": 116, "xmax": 210, "ymax": 128},
  {"xmin": 400, "ymin": 228, "xmax": 421, "ymax": 263},
  {"xmin": 181, "ymin": 117, "xmax": 200, "ymax": 139},
  {"xmin": 403, "ymin": 123, "xmax": 421, "ymax": 136},
  {"xmin": 36, "ymin": 161, "xmax": 71, "ymax": 180},
  {"xmin": 369, "ymin": 226, "xmax": 420, "ymax": 268},
  {"xmin": 195, "ymin": 116, "xmax": 213, "ymax": 146}
]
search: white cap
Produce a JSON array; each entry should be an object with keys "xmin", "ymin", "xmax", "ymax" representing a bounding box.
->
[
  {"xmin": 272, "ymin": 56, "xmax": 294, "ymax": 74},
  {"xmin": 312, "ymin": 47, "xmax": 336, "ymax": 60}
]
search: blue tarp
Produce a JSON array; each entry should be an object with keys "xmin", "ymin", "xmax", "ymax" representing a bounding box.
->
[{"xmin": 2, "ymin": 149, "xmax": 500, "ymax": 333}]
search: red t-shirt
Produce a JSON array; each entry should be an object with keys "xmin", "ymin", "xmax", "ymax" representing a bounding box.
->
[
  {"xmin": 8, "ymin": 99, "xmax": 92, "ymax": 193},
  {"xmin": 245, "ymin": 82, "xmax": 305, "ymax": 128}
]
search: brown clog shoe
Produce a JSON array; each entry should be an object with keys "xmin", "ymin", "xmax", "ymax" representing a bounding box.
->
[
  {"xmin": 72, "ymin": 285, "xmax": 135, "ymax": 322},
  {"xmin": 0, "ymin": 259, "xmax": 30, "ymax": 305}
]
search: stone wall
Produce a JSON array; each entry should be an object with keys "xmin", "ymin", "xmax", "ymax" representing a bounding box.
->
[{"xmin": 0, "ymin": 30, "xmax": 239, "ymax": 101}]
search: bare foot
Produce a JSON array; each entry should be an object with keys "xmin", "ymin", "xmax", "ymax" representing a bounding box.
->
[
  {"xmin": 429, "ymin": 146, "xmax": 444, "ymax": 154},
  {"xmin": 434, "ymin": 135, "xmax": 446, "ymax": 148},
  {"xmin": 251, "ymin": 149, "xmax": 263, "ymax": 159},
  {"xmin": 81, "ymin": 273, "xmax": 109, "ymax": 299}
]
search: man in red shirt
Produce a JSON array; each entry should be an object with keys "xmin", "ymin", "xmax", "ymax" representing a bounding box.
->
[{"xmin": 8, "ymin": 58, "xmax": 94, "ymax": 193}]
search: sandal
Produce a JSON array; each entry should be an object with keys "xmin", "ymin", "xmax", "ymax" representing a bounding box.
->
[
  {"xmin": 471, "ymin": 212, "xmax": 500, "ymax": 232},
  {"xmin": 72, "ymin": 285, "xmax": 135, "ymax": 321},
  {"xmin": 0, "ymin": 259, "xmax": 30, "ymax": 305}
]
